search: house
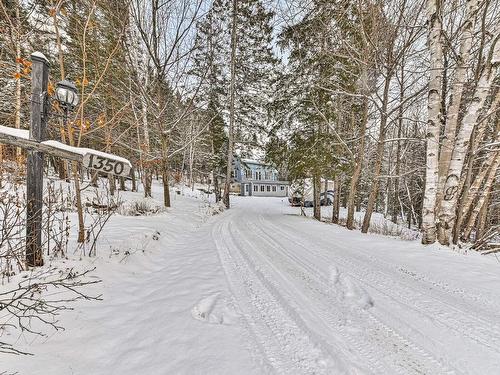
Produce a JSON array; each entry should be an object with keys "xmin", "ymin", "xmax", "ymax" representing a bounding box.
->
[{"xmin": 231, "ymin": 158, "xmax": 289, "ymax": 197}]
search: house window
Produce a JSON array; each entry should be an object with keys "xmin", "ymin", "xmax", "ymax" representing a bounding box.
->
[
  {"xmin": 257, "ymin": 171, "xmax": 262, "ymax": 180},
  {"xmin": 245, "ymin": 169, "xmax": 251, "ymax": 179},
  {"xmin": 245, "ymin": 185, "xmax": 249, "ymax": 192},
  {"xmin": 266, "ymin": 185, "xmax": 271, "ymax": 192},
  {"xmin": 280, "ymin": 186, "xmax": 285, "ymax": 191},
  {"xmin": 272, "ymin": 186, "xmax": 276, "ymax": 192},
  {"xmin": 260, "ymin": 185, "xmax": 265, "ymax": 192},
  {"xmin": 253, "ymin": 185, "xmax": 258, "ymax": 192}
]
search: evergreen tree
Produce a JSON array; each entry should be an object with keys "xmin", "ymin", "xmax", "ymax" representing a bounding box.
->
[{"xmin": 232, "ymin": 0, "xmax": 277, "ymax": 158}]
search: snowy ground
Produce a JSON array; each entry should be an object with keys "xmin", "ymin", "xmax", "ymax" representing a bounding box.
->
[{"xmin": 3, "ymin": 190, "xmax": 500, "ymax": 374}]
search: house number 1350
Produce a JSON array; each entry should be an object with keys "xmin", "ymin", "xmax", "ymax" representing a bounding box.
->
[{"xmin": 83, "ymin": 154, "xmax": 129, "ymax": 177}]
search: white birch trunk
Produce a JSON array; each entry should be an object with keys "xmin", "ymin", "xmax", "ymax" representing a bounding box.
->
[
  {"xmin": 462, "ymin": 154, "xmax": 499, "ymax": 240},
  {"xmin": 422, "ymin": 0, "xmax": 444, "ymax": 244},
  {"xmin": 436, "ymin": 0, "xmax": 479, "ymax": 205},
  {"xmin": 437, "ymin": 39, "xmax": 500, "ymax": 244}
]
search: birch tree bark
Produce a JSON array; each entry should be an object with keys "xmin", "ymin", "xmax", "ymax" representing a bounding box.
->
[
  {"xmin": 437, "ymin": 37, "xmax": 500, "ymax": 244},
  {"xmin": 462, "ymin": 156, "xmax": 498, "ymax": 240},
  {"xmin": 458, "ymin": 153, "xmax": 498, "ymax": 228},
  {"xmin": 436, "ymin": 0, "xmax": 479, "ymax": 208},
  {"xmin": 421, "ymin": 0, "xmax": 444, "ymax": 244}
]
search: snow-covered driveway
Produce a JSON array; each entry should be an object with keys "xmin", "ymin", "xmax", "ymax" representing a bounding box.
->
[
  {"xmin": 212, "ymin": 197, "xmax": 500, "ymax": 374},
  {"xmin": 4, "ymin": 195, "xmax": 500, "ymax": 374}
]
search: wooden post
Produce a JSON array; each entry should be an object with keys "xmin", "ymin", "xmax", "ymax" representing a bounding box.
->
[{"xmin": 26, "ymin": 52, "xmax": 49, "ymax": 267}]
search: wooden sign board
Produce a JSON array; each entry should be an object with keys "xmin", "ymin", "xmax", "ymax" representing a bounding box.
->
[{"xmin": 82, "ymin": 153, "xmax": 131, "ymax": 177}]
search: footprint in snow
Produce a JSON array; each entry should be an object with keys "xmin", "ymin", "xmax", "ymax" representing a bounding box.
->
[
  {"xmin": 191, "ymin": 293, "xmax": 240, "ymax": 325},
  {"xmin": 329, "ymin": 266, "xmax": 374, "ymax": 310}
]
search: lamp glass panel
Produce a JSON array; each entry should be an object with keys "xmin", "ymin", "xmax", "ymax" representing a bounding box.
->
[
  {"xmin": 56, "ymin": 87, "xmax": 64, "ymax": 103},
  {"xmin": 59, "ymin": 87, "xmax": 68, "ymax": 105},
  {"xmin": 67, "ymin": 91, "xmax": 74, "ymax": 106},
  {"xmin": 72, "ymin": 91, "xmax": 79, "ymax": 106}
]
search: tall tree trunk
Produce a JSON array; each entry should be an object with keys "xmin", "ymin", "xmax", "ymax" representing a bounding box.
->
[
  {"xmin": 223, "ymin": 0, "xmax": 238, "ymax": 209},
  {"xmin": 475, "ymin": 187, "xmax": 491, "ymax": 242},
  {"xmin": 455, "ymin": 148, "xmax": 499, "ymax": 240},
  {"xmin": 347, "ymin": 98, "xmax": 368, "ymax": 229},
  {"xmin": 462, "ymin": 158, "xmax": 498, "ymax": 240},
  {"xmin": 451, "ymin": 94, "xmax": 499, "ymax": 241},
  {"xmin": 52, "ymin": 1, "xmax": 68, "ymax": 181},
  {"xmin": 422, "ymin": 0, "xmax": 444, "ymax": 244},
  {"xmin": 14, "ymin": 0, "xmax": 22, "ymax": 164},
  {"xmin": 313, "ymin": 174, "xmax": 321, "ymax": 220},
  {"xmin": 361, "ymin": 72, "xmax": 391, "ymax": 234},
  {"xmin": 393, "ymin": 63, "xmax": 405, "ymax": 224},
  {"xmin": 141, "ymin": 91, "xmax": 152, "ymax": 198},
  {"xmin": 332, "ymin": 174, "xmax": 340, "ymax": 224},
  {"xmin": 131, "ymin": 168, "xmax": 137, "ymax": 192},
  {"xmin": 161, "ymin": 135, "xmax": 171, "ymax": 207},
  {"xmin": 436, "ymin": 0, "xmax": 479, "ymax": 209},
  {"xmin": 437, "ymin": 47, "xmax": 499, "ymax": 245}
]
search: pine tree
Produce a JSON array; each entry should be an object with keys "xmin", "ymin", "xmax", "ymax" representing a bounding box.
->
[
  {"xmin": 190, "ymin": 0, "xmax": 229, "ymax": 201},
  {"xmin": 232, "ymin": 0, "xmax": 277, "ymax": 158},
  {"xmin": 272, "ymin": 0, "xmax": 367, "ymax": 220}
]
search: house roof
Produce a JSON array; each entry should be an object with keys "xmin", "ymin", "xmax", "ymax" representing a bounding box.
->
[
  {"xmin": 246, "ymin": 180, "xmax": 289, "ymax": 185},
  {"xmin": 241, "ymin": 158, "xmax": 265, "ymax": 165}
]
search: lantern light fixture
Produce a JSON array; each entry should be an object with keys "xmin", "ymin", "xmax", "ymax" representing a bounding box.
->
[{"xmin": 55, "ymin": 79, "xmax": 79, "ymax": 110}]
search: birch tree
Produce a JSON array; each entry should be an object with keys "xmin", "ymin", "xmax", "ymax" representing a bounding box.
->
[{"xmin": 421, "ymin": 0, "xmax": 444, "ymax": 244}]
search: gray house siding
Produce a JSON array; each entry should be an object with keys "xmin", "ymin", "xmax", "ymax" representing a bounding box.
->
[
  {"xmin": 245, "ymin": 182, "xmax": 288, "ymax": 197},
  {"xmin": 232, "ymin": 158, "xmax": 289, "ymax": 197}
]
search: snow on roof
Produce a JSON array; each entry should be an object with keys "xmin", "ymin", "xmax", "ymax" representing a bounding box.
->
[{"xmin": 241, "ymin": 158, "xmax": 266, "ymax": 165}]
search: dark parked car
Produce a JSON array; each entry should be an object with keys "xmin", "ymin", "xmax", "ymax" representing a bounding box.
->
[{"xmin": 289, "ymin": 190, "xmax": 334, "ymax": 207}]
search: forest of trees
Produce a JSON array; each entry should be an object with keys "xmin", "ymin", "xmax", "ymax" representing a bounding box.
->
[{"xmin": 0, "ymin": 0, "xmax": 498, "ymax": 251}]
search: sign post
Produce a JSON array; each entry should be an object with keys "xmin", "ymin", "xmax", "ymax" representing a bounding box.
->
[
  {"xmin": 0, "ymin": 51, "xmax": 132, "ymax": 268},
  {"xmin": 26, "ymin": 52, "xmax": 49, "ymax": 267}
]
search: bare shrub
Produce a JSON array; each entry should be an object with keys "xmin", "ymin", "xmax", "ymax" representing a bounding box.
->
[
  {"xmin": 116, "ymin": 198, "xmax": 164, "ymax": 216},
  {"xmin": 333, "ymin": 214, "xmax": 418, "ymax": 241},
  {"xmin": 0, "ymin": 267, "xmax": 101, "ymax": 355}
]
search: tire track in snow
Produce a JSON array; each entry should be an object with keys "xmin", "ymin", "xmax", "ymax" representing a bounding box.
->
[
  {"xmin": 211, "ymin": 215, "xmax": 335, "ymax": 374},
  {"xmin": 363, "ymin": 253, "xmax": 500, "ymax": 316},
  {"xmin": 226, "ymin": 220, "xmax": 375, "ymax": 375},
  {"xmin": 264, "ymin": 216, "xmax": 500, "ymax": 357},
  {"xmin": 234, "ymin": 214, "xmax": 456, "ymax": 375},
  {"xmin": 231, "ymin": 219, "xmax": 394, "ymax": 375}
]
